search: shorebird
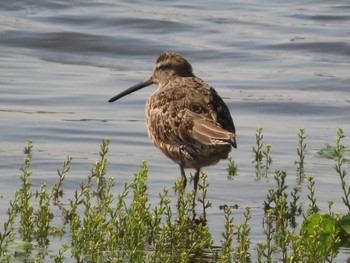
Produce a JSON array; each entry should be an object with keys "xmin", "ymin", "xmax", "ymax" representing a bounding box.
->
[{"xmin": 109, "ymin": 52, "xmax": 236, "ymax": 192}]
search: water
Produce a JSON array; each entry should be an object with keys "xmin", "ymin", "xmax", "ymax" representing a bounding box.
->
[{"xmin": 1, "ymin": 0, "xmax": 350, "ymax": 260}]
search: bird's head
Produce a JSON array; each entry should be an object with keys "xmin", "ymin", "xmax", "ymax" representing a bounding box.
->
[{"xmin": 108, "ymin": 52, "xmax": 194, "ymax": 103}]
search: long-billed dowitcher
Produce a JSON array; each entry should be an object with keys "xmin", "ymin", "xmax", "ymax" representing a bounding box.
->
[{"xmin": 109, "ymin": 52, "xmax": 236, "ymax": 191}]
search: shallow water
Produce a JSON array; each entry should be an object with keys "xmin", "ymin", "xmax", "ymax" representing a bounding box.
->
[{"xmin": 1, "ymin": 0, "xmax": 350, "ymax": 260}]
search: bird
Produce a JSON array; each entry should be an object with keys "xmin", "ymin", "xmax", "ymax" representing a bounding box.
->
[{"xmin": 109, "ymin": 52, "xmax": 236, "ymax": 193}]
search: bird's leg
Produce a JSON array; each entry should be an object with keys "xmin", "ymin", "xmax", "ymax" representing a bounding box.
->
[
  {"xmin": 192, "ymin": 169, "xmax": 200, "ymax": 221},
  {"xmin": 176, "ymin": 165, "xmax": 187, "ymax": 212},
  {"xmin": 193, "ymin": 169, "xmax": 200, "ymax": 192},
  {"xmin": 179, "ymin": 165, "xmax": 187, "ymax": 188}
]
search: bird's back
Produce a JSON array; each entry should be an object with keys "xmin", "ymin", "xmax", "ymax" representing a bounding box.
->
[{"xmin": 146, "ymin": 76, "xmax": 236, "ymax": 169}]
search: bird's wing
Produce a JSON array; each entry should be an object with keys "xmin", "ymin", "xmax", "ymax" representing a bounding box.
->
[
  {"xmin": 208, "ymin": 87, "xmax": 236, "ymax": 134},
  {"xmin": 176, "ymin": 78, "xmax": 236, "ymax": 148},
  {"xmin": 184, "ymin": 110, "xmax": 236, "ymax": 146},
  {"xmin": 147, "ymin": 77, "xmax": 237, "ymax": 148}
]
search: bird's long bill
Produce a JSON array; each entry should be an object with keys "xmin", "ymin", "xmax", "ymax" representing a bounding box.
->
[{"xmin": 108, "ymin": 77, "xmax": 154, "ymax": 103}]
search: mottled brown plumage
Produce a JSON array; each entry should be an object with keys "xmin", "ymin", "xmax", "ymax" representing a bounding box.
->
[{"xmin": 109, "ymin": 52, "xmax": 236, "ymax": 191}]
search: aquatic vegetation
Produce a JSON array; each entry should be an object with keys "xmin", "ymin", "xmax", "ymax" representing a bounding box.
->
[
  {"xmin": 0, "ymin": 129, "xmax": 349, "ymax": 262},
  {"xmin": 227, "ymin": 156, "xmax": 238, "ymax": 179},
  {"xmin": 295, "ymin": 128, "xmax": 307, "ymax": 180},
  {"xmin": 334, "ymin": 129, "xmax": 350, "ymax": 212},
  {"xmin": 252, "ymin": 127, "xmax": 273, "ymax": 178},
  {"xmin": 317, "ymin": 129, "xmax": 350, "ymax": 161}
]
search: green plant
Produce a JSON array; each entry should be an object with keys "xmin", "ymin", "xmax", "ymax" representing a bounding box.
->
[
  {"xmin": 234, "ymin": 207, "xmax": 251, "ymax": 262},
  {"xmin": 170, "ymin": 175, "xmax": 213, "ymax": 261},
  {"xmin": 295, "ymin": 128, "xmax": 306, "ymax": 181},
  {"xmin": 52, "ymin": 156, "xmax": 72, "ymax": 209},
  {"xmin": 196, "ymin": 171, "xmax": 212, "ymax": 223},
  {"xmin": 67, "ymin": 139, "xmax": 116, "ymax": 262},
  {"xmin": 17, "ymin": 139, "xmax": 35, "ymax": 242},
  {"xmin": 306, "ymin": 176, "xmax": 320, "ymax": 216},
  {"xmin": 53, "ymin": 243, "xmax": 68, "ymax": 263},
  {"xmin": 264, "ymin": 170, "xmax": 301, "ymax": 226},
  {"xmin": 0, "ymin": 193, "xmax": 19, "ymax": 257},
  {"xmin": 271, "ymin": 171, "xmax": 290, "ymax": 262},
  {"xmin": 253, "ymin": 127, "xmax": 264, "ymax": 163},
  {"xmin": 253, "ymin": 128, "xmax": 273, "ymax": 178},
  {"xmin": 227, "ymin": 156, "xmax": 238, "ymax": 179},
  {"xmin": 334, "ymin": 128, "xmax": 350, "ymax": 211},
  {"xmin": 34, "ymin": 182, "xmax": 52, "ymax": 246},
  {"xmin": 256, "ymin": 209, "xmax": 275, "ymax": 262},
  {"xmin": 300, "ymin": 213, "xmax": 341, "ymax": 262},
  {"xmin": 221, "ymin": 205, "xmax": 234, "ymax": 262},
  {"xmin": 1, "ymin": 130, "xmax": 350, "ymax": 262},
  {"xmin": 261, "ymin": 170, "xmax": 306, "ymax": 261},
  {"xmin": 317, "ymin": 136, "xmax": 350, "ymax": 161}
]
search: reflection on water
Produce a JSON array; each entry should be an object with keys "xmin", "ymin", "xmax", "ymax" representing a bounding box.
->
[{"xmin": 0, "ymin": 0, "xmax": 349, "ymax": 260}]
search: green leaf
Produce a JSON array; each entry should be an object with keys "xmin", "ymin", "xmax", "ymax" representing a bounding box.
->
[
  {"xmin": 301, "ymin": 213, "xmax": 337, "ymax": 251},
  {"xmin": 339, "ymin": 214, "xmax": 350, "ymax": 247}
]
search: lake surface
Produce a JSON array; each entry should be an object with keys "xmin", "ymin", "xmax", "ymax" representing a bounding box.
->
[{"xmin": 1, "ymin": 0, "xmax": 350, "ymax": 260}]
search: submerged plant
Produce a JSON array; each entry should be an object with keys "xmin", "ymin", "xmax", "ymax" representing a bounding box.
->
[
  {"xmin": 227, "ymin": 156, "xmax": 238, "ymax": 179},
  {"xmin": 253, "ymin": 128, "xmax": 273, "ymax": 178},
  {"xmin": 317, "ymin": 129, "xmax": 350, "ymax": 161},
  {"xmin": 295, "ymin": 128, "xmax": 307, "ymax": 182},
  {"xmin": 253, "ymin": 128, "xmax": 264, "ymax": 163}
]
